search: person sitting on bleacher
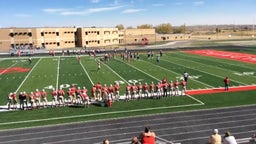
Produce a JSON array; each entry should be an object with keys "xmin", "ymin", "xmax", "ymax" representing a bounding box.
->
[{"xmin": 139, "ymin": 127, "xmax": 156, "ymax": 144}]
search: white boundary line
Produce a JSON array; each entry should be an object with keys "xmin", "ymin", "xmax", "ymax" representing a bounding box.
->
[
  {"xmin": 0, "ymin": 62, "xmax": 17, "ymax": 75},
  {"xmin": 0, "ymin": 103, "xmax": 203, "ymax": 126},
  {"xmin": 177, "ymin": 52, "xmax": 256, "ymax": 78},
  {"xmin": 99, "ymin": 58, "xmax": 129, "ymax": 84},
  {"xmin": 15, "ymin": 58, "xmax": 42, "ymax": 93},
  {"xmin": 116, "ymin": 59, "xmax": 160, "ymax": 81},
  {"xmin": 80, "ymin": 58, "xmax": 94, "ymax": 85},
  {"xmin": 56, "ymin": 56, "xmax": 60, "ymax": 90},
  {"xmin": 186, "ymin": 95, "xmax": 205, "ymax": 105},
  {"xmin": 141, "ymin": 59, "xmax": 214, "ymax": 88},
  {"xmin": 166, "ymin": 56, "xmax": 248, "ymax": 85}
]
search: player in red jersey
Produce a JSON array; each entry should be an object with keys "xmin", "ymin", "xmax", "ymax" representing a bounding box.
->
[
  {"xmin": 96, "ymin": 82, "xmax": 102, "ymax": 100},
  {"xmin": 81, "ymin": 87, "xmax": 89, "ymax": 108},
  {"xmin": 174, "ymin": 80, "xmax": 180, "ymax": 96},
  {"xmin": 77, "ymin": 55, "xmax": 81, "ymax": 63},
  {"xmin": 41, "ymin": 89, "xmax": 48, "ymax": 108},
  {"xmin": 224, "ymin": 77, "xmax": 230, "ymax": 91},
  {"xmin": 58, "ymin": 88, "xmax": 65, "ymax": 106},
  {"xmin": 168, "ymin": 80, "xmax": 174, "ymax": 96},
  {"xmin": 67, "ymin": 88, "xmax": 73, "ymax": 105},
  {"xmin": 114, "ymin": 82, "xmax": 120, "ymax": 101},
  {"xmin": 150, "ymin": 82, "xmax": 155, "ymax": 98},
  {"xmin": 131, "ymin": 83, "xmax": 137, "ymax": 99},
  {"xmin": 76, "ymin": 87, "xmax": 82, "ymax": 104},
  {"xmin": 29, "ymin": 92, "xmax": 35, "ymax": 109},
  {"xmin": 156, "ymin": 82, "xmax": 162, "ymax": 99},
  {"xmin": 108, "ymin": 84, "xmax": 114, "ymax": 100},
  {"xmin": 143, "ymin": 82, "xmax": 149, "ymax": 98},
  {"xmin": 91, "ymin": 85, "xmax": 97, "ymax": 100},
  {"xmin": 70, "ymin": 84, "xmax": 77, "ymax": 104},
  {"xmin": 51, "ymin": 88, "xmax": 58, "ymax": 107},
  {"xmin": 137, "ymin": 82, "xmax": 143, "ymax": 99},
  {"xmin": 126, "ymin": 83, "xmax": 131, "ymax": 100},
  {"xmin": 102, "ymin": 84, "xmax": 109, "ymax": 100},
  {"xmin": 181, "ymin": 79, "xmax": 187, "ymax": 96},
  {"xmin": 12, "ymin": 92, "xmax": 18, "ymax": 109},
  {"xmin": 34, "ymin": 89, "xmax": 41, "ymax": 108}
]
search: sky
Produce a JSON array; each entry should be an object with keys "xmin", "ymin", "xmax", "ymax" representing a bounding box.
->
[{"xmin": 0, "ymin": 0, "xmax": 256, "ymax": 28}]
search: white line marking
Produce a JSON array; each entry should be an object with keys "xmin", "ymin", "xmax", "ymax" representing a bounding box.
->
[
  {"xmin": 80, "ymin": 59, "xmax": 94, "ymax": 85},
  {"xmin": 186, "ymin": 95, "xmax": 205, "ymax": 105},
  {"xmin": 56, "ymin": 56, "xmax": 60, "ymax": 90},
  {"xmin": 0, "ymin": 103, "xmax": 202, "ymax": 126},
  {"xmin": 15, "ymin": 58, "xmax": 42, "ymax": 93},
  {"xmin": 116, "ymin": 59, "xmax": 160, "ymax": 81},
  {"xmin": 99, "ymin": 59, "xmax": 129, "ymax": 84},
  {"xmin": 167, "ymin": 56, "xmax": 248, "ymax": 85},
  {"xmin": 141, "ymin": 59, "xmax": 214, "ymax": 88}
]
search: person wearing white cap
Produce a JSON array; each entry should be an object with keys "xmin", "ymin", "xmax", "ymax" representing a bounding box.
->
[
  {"xmin": 209, "ymin": 129, "xmax": 222, "ymax": 144},
  {"xmin": 223, "ymin": 131, "xmax": 237, "ymax": 144}
]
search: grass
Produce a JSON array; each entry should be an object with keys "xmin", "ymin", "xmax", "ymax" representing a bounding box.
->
[{"xmin": 0, "ymin": 48, "xmax": 256, "ymax": 130}]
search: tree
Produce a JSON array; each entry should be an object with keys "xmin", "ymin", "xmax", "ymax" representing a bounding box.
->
[
  {"xmin": 126, "ymin": 26, "xmax": 134, "ymax": 29},
  {"xmin": 137, "ymin": 24, "xmax": 153, "ymax": 29},
  {"xmin": 173, "ymin": 25, "xmax": 185, "ymax": 34},
  {"xmin": 155, "ymin": 23, "xmax": 173, "ymax": 34},
  {"xmin": 115, "ymin": 24, "xmax": 124, "ymax": 30}
]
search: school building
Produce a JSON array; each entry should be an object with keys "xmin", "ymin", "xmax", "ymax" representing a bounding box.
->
[{"xmin": 0, "ymin": 27, "xmax": 191, "ymax": 52}]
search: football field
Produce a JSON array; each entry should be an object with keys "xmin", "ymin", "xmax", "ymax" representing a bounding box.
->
[{"xmin": 0, "ymin": 48, "xmax": 256, "ymax": 130}]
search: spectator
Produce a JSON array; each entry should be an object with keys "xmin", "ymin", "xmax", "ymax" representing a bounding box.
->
[
  {"xmin": 224, "ymin": 77, "xmax": 230, "ymax": 91},
  {"xmin": 131, "ymin": 136, "xmax": 140, "ymax": 144},
  {"xmin": 209, "ymin": 129, "xmax": 222, "ymax": 144},
  {"xmin": 223, "ymin": 131, "xmax": 237, "ymax": 144},
  {"xmin": 139, "ymin": 127, "xmax": 156, "ymax": 144},
  {"xmin": 103, "ymin": 139, "xmax": 110, "ymax": 144}
]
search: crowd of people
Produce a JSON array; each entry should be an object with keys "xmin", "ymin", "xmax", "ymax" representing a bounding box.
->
[
  {"xmin": 209, "ymin": 129, "xmax": 238, "ymax": 144},
  {"xmin": 6, "ymin": 76, "xmax": 188, "ymax": 110}
]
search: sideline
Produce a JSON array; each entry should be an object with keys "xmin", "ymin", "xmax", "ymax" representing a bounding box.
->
[{"xmin": 0, "ymin": 103, "xmax": 202, "ymax": 126}]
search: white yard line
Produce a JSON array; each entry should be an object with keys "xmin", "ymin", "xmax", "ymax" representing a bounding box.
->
[
  {"xmin": 0, "ymin": 103, "xmax": 202, "ymax": 126},
  {"xmin": 80, "ymin": 59, "xmax": 94, "ymax": 85},
  {"xmin": 99, "ymin": 59, "xmax": 129, "ymax": 84},
  {"xmin": 116, "ymin": 59, "xmax": 160, "ymax": 81},
  {"xmin": 15, "ymin": 58, "xmax": 42, "ymax": 93},
  {"xmin": 0, "ymin": 62, "xmax": 17, "ymax": 75},
  {"xmin": 186, "ymin": 95, "xmax": 205, "ymax": 105},
  {"xmin": 56, "ymin": 56, "xmax": 60, "ymax": 90},
  {"xmin": 141, "ymin": 59, "xmax": 214, "ymax": 88},
  {"xmin": 168, "ymin": 57, "xmax": 248, "ymax": 85}
]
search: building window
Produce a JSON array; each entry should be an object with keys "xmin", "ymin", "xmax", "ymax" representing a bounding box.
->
[
  {"xmin": 9, "ymin": 33, "xmax": 14, "ymax": 37},
  {"xmin": 97, "ymin": 31, "xmax": 99, "ymax": 35},
  {"xmin": 134, "ymin": 39, "xmax": 137, "ymax": 42},
  {"xmin": 57, "ymin": 42, "xmax": 60, "ymax": 46},
  {"xmin": 86, "ymin": 41, "xmax": 88, "ymax": 45},
  {"xmin": 41, "ymin": 32, "xmax": 44, "ymax": 36},
  {"xmin": 98, "ymin": 40, "xmax": 100, "ymax": 44},
  {"xmin": 56, "ymin": 32, "xmax": 59, "ymax": 36},
  {"xmin": 85, "ymin": 32, "xmax": 88, "ymax": 35}
]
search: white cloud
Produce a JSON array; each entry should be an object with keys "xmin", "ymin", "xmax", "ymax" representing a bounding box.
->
[
  {"xmin": 193, "ymin": 1, "xmax": 205, "ymax": 6},
  {"xmin": 43, "ymin": 8, "xmax": 69, "ymax": 13},
  {"xmin": 122, "ymin": 9, "xmax": 146, "ymax": 14},
  {"xmin": 60, "ymin": 6, "xmax": 123, "ymax": 16},
  {"xmin": 91, "ymin": 0, "xmax": 100, "ymax": 3},
  {"xmin": 15, "ymin": 14, "xmax": 32, "ymax": 17}
]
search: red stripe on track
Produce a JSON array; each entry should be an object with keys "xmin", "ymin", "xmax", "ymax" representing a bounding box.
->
[
  {"xmin": 187, "ymin": 85, "xmax": 256, "ymax": 95},
  {"xmin": 185, "ymin": 50, "xmax": 256, "ymax": 64}
]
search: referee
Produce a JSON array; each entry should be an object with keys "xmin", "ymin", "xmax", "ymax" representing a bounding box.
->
[{"xmin": 183, "ymin": 71, "xmax": 189, "ymax": 82}]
